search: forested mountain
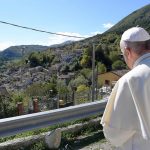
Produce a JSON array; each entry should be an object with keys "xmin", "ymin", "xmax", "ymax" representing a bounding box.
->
[
  {"xmin": 0, "ymin": 45, "xmax": 49, "ymax": 60},
  {"xmin": 106, "ymin": 4, "xmax": 150, "ymax": 34},
  {"xmin": 49, "ymin": 4, "xmax": 150, "ymax": 53},
  {"xmin": 0, "ymin": 41, "xmax": 74, "ymax": 60}
]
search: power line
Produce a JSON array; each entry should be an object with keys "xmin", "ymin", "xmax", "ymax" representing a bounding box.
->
[{"xmin": 0, "ymin": 20, "xmax": 85, "ymax": 39}]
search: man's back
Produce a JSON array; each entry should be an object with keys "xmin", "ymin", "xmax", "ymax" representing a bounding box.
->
[
  {"xmin": 101, "ymin": 27, "xmax": 150, "ymax": 150},
  {"xmin": 119, "ymin": 53, "xmax": 150, "ymax": 149}
]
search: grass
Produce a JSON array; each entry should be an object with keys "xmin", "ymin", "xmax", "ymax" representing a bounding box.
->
[{"xmin": 0, "ymin": 115, "xmax": 101, "ymax": 143}]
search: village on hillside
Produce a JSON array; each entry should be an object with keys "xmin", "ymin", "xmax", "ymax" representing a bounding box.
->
[{"xmin": 0, "ymin": 46, "xmax": 129, "ymax": 118}]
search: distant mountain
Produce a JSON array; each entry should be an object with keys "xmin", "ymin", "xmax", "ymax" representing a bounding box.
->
[
  {"xmin": 0, "ymin": 41, "xmax": 75, "ymax": 60},
  {"xmin": 0, "ymin": 45, "xmax": 49, "ymax": 60},
  {"xmin": 56, "ymin": 4, "xmax": 150, "ymax": 52},
  {"xmin": 49, "ymin": 40, "xmax": 74, "ymax": 48}
]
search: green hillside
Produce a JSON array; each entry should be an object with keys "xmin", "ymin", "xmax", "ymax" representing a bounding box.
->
[
  {"xmin": 52, "ymin": 4, "xmax": 150, "ymax": 52},
  {"xmin": 0, "ymin": 45, "xmax": 49, "ymax": 60},
  {"xmin": 56, "ymin": 4, "xmax": 150, "ymax": 71},
  {"xmin": 25, "ymin": 4, "xmax": 148, "ymax": 72},
  {"xmin": 106, "ymin": 4, "xmax": 150, "ymax": 34}
]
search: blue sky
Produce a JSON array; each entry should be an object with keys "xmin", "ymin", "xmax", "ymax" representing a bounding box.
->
[{"xmin": 0, "ymin": 0, "xmax": 149, "ymax": 51}]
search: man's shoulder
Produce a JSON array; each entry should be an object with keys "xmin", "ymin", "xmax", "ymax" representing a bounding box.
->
[
  {"xmin": 119, "ymin": 65, "xmax": 150, "ymax": 83},
  {"xmin": 118, "ymin": 69, "xmax": 133, "ymax": 82}
]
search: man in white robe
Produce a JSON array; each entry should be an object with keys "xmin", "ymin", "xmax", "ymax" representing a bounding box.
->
[{"xmin": 101, "ymin": 27, "xmax": 150, "ymax": 150}]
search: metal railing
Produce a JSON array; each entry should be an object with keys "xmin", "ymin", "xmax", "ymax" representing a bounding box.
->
[{"xmin": 0, "ymin": 99, "xmax": 107, "ymax": 138}]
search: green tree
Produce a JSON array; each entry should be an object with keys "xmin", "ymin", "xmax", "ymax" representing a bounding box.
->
[
  {"xmin": 69, "ymin": 58, "xmax": 81, "ymax": 71},
  {"xmin": 76, "ymin": 84, "xmax": 89, "ymax": 92},
  {"xmin": 112, "ymin": 60, "xmax": 126, "ymax": 70},
  {"xmin": 109, "ymin": 51, "xmax": 120, "ymax": 62},
  {"xmin": 12, "ymin": 92, "xmax": 24, "ymax": 103},
  {"xmin": 60, "ymin": 64, "xmax": 70, "ymax": 74},
  {"xmin": 52, "ymin": 55, "xmax": 61, "ymax": 64},
  {"xmin": 28, "ymin": 52, "xmax": 41, "ymax": 67},
  {"xmin": 80, "ymin": 68, "xmax": 92, "ymax": 86},
  {"xmin": 70, "ymin": 75, "xmax": 88, "ymax": 88},
  {"xmin": 25, "ymin": 82, "xmax": 57, "ymax": 97},
  {"xmin": 95, "ymin": 45, "xmax": 105, "ymax": 62},
  {"xmin": 80, "ymin": 47, "xmax": 92, "ymax": 68},
  {"xmin": 95, "ymin": 45, "xmax": 112, "ymax": 70},
  {"xmin": 97, "ymin": 63, "xmax": 107, "ymax": 73},
  {"xmin": 25, "ymin": 83, "xmax": 46, "ymax": 97},
  {"xmin": 80, "ymin": 54, "xmax": 91, "ymax": 68},
  {"xmin": 0, "ymin": 95, "xmax": 17, "ymax": 119}
]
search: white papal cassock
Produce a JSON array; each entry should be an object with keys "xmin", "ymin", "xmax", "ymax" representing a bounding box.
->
[{"xmin": 101, "ymin": 53, "xmax": 150, "ymax": 150}]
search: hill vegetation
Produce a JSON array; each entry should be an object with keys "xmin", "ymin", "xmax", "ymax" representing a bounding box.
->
[
  {"xmin": 106, "ymin": 4, "xmax": 150, "ymax": 34},
  {"xmin": 0, "ymin": 45, "xmax": 49, "ymax": 60}
]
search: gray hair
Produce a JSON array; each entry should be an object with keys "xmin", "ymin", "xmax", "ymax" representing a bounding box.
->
[{"xmin": 120, "ymin": 39, "xmax": 150, "ymax": 55}]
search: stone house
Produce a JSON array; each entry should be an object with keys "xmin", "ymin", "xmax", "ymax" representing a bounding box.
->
[{"xmin": 98, "ymin": 69, "xmax": 129, "ymax": 87}]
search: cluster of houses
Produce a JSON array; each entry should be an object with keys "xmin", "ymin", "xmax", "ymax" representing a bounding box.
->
[
  {"xmin": 0, "ymin": 66, "xmax": 50, "ymax": 92},
  {"xmin": 0, "ymin": 48, "xmax": 130, "ymax": 117},
  {"xmin": 0, "ymin": 68, "xmax": 129, "ymax": 118},
  {"xmin": 0, "ymin": 49, "xmax": 83, "ymax": 92}
]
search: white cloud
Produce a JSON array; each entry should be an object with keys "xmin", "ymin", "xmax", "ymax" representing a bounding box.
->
[
  {"xmin": 47, "ymin": 32, "xmax": 87, "ymax": 46},
  {"xmin": 46, "ymin": 31, "xmax": 103, "ymax": 46},
  {"xmin": 0, "ymin": 31, "xmax": 104, "ymax": 50},
  {"xmin": 0, "ymin": 41, "xmax": 15, "ymax": 51},
  {"xmin": 103, "ymin": 23, "xmax": 114, "ymax": 29}
]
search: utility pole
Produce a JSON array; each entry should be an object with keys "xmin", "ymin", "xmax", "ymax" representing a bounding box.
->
[
  {"xmin": 92, "ymin": 44, "xmax": 95, "ymax": 102},
  {"xmin": 95, "ymin": 62, "xmax": 98, "ymax": 100}
]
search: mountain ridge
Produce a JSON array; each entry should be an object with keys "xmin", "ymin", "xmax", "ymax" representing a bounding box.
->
[
  {"xmin": 105, "ymin": 4, "xmax": 150, "ymax": 34},
  {"xmin": 0, "ymin": 45, "xmax": 49, "ymax": 60}
]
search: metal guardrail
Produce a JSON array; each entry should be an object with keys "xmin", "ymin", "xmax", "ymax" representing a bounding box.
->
[{"xmin": 0, "ymin": 100, "xmax": 107, "ymax": 138}]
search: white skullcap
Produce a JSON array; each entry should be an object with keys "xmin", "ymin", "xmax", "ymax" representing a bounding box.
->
[{"xmin": 121, "ymin": 27, "xmax": 150, "ymax": 42}]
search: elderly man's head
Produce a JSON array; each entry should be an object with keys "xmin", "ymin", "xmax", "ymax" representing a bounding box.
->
[{"xmin": 120, "ymin": 27, "xmax": 150, "ymax": 69}]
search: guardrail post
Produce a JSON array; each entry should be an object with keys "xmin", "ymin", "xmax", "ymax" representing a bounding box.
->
[
  {"xmin": 17, "ymin": 102, "xmax": 24, "ymax": 115},
  {"xmin": 33, "ymin": 99, "xmax": 39, "ymax": 113}
]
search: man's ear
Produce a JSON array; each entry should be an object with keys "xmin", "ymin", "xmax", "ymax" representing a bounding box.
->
[{"xmin": 125, "ymin": 47, "xmax": 132, "ymax": 58}]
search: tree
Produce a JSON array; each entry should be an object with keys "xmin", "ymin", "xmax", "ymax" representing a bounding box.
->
[
  {"xmin": 70, "ymin": 75, "xmax": 88, "ymax": 88},
  {"xmin": 95, "ymin": 45, "xmax": 112, "ymax": 70},
  {"xmin": 69, "ymin": 58, "xmax": 81, "ymax": 71},
  {"xmin": 112, "ymin": 60, "xmax": 126, "ymax": 70},
  {"xmin": 28, "ymin": 52, "xmax": 55, "ymax": 67},
  {"xmin": 109, "ymin": 51, "xmax": 120, "ymax": 63},
  {"xmin": 80, "ymin": 68, "xmax": 92, "ymax": 86},
  {"xmin": 25, "ymin": 82, "xmax": 57, "ymax": 97},
  {"xmin": 76, "ymin": 84, "xmax": 89, "ymax": 92},
  {"xmin": 80, "ymin": 47, "xmax": 92, "ymax": 68},
  {"xmin": 60, "ymin": 64, "xmax": 70, "ymax": 74},
  {"xmin": 52, "ymin": 55, "xmax": 60, "ymax": 64},
  {"xmin": 57, "ymin": 80, "xmax": 69, "ymax": 102},
  {"xmin": 28, "ymin": 52, "xmax": 41, "ymax": 67},
  {"xmin": 95, "ymin": 45, "xmax": 105, "ymax": 62},
  {"xmin": 12, "ymin": 92, "xmax": 24, "ymax": 103},
  {"xmin": 0, "ymin": 95, "xmax": 17, "ymax": 118},
  {"xmin": 25, "ymin": 83, "xmax": 46, "ymax": 97},
  {"xmin": 98, "ymin": 63, "xmax": 107, "ymax": 74},
  {"xmin": 80, "ymin": 54, "xmax": 91, "ymax": 68}
]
